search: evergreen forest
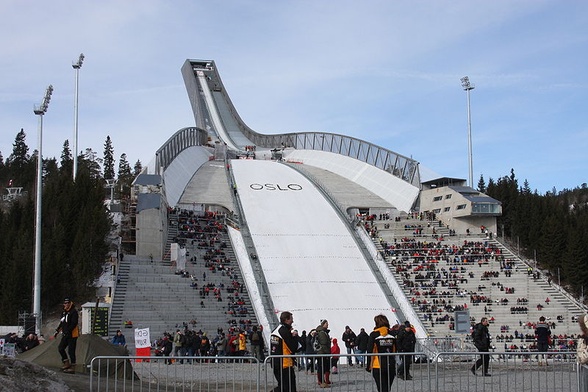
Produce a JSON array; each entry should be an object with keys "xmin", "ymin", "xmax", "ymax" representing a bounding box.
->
[{"xmin": 0, "ymin": 130, "xmax": 141, "ymax": 325}]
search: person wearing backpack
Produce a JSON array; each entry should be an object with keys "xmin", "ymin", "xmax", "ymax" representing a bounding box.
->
[
  {"xmin": 250, "ymin": 325, "xmax": 264, "ymax": 362},
  {"xmin": 470, "ymin": 317, "xmax": 491, "ymax": 376},
  {"xmin": 366, "ymin": 314, "xmax": 397, "ymax": 392},
  {"xmin": 173, "ymin": 330, "xmax": 185, "ymax": 364},
  {"xmin": 315, "ymin": 319, "xmax": 332, "ymax": 388}
]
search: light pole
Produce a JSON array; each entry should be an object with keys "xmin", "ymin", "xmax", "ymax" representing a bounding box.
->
[
  {"xmin": 33, "ymin": 84, "xmax": 53, "ymax": 335},
  {"xmin": 461, "ymin": 76, "xmax": 475, "ymax": 188},
  {"xmin": 72, "ymin": 53, "xmax": 84, "ymax": 180}
]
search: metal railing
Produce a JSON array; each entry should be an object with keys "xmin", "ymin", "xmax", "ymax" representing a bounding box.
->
[{"xmin": 89, "ymin": 351, "xmax": 580, "ymax": 391}]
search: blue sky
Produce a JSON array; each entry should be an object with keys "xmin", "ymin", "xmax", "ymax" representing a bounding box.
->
[{"xmin": 1, "ymin": 1, "xmax": 586, "ymax": 194}]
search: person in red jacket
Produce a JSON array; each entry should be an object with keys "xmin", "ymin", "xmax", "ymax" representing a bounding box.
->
[{"xmin": 330, "ymin": 338, "xmax": 341, "ymax": 374}]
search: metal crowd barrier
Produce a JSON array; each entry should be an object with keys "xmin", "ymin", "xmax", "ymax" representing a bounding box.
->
[{"xmin": 89, "ymin": 351, "xmax": 581, "ymax": 392}]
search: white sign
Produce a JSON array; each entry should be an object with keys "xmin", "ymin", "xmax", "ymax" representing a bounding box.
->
[
  {"xmin": 134, "ymin": 328, "xmax": 150, "ymax": 349},
  {"xmin": 3, "ymin": 343, "xmax": 15, "ymax": 358}
]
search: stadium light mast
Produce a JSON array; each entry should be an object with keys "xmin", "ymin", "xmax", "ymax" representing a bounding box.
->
[
  {"xmin": 33, "ymin": 84, "xmax": 53, "ymax": 335},
  {"xmin": 72, "ymin": 53, "xmax": 84, "ymax": 180},
  {"xmin": 461, "ymin": 76, "xmax": 475, "ymax": 188}
]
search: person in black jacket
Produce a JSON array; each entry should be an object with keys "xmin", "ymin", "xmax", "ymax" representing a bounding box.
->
[
  {"xmin": 270, "ymin": 311, "xmax": 299, "ymax": 392},
  {"xmin": 471, "ymin": 317, "xmax": 491, "ymax": 376},
  {"xmin": 54, "ymin": 298, "xmax": 79, "ymax": 373},
  {"xmin": 396, "ymin": 321, "xmax": 416, "ymax": 380},
  {"xmin": 535, "ymin": 316, "xmax": 551, "ymax": 365},
  {"xmin": 162, "ymin": 334, "xmax": 173, "ymax": 365},
  {"xmin": 366, "ymin": 314, "xmax": 397, "ymax": 392},
  {"xmin": 355, "ymin": 328, "xmax": 369, "ymax": 367},
  {"xmin": 305, "ymin": 329, "xmax": 317, "ymax": 374},
  {"xmin": 342, "ymin": 325, "xmax": 357, "ymax": 366}
]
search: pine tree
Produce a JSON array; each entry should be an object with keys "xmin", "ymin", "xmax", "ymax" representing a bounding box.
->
[
  {"xmin": 563, "ymin": 220, "xmax": 588, "ymax": 295},
  {"xmin": 477, "ymin": 175, "xmax": 486, "ymax": 193},
  {"xmin": 103, "ymin": 136, "xmax": 115, "ymax": 180},
  {"xmin": 60, "ymin": 140, "xmax": 73, "ymax": 177},
  {"xmin": 117, "ymin": 153, "xmax": 133, "ymax": 198},
  {"xmin": 133, "ymin": 160, "xmax": 143, "ymax": 176},
  {"xmin": 7, "ymin": 129, "xmax": 29, "ymax": 168},
  {"xmin": 81, "ymin": 148, "xmax": 102, "ymax": 180}
]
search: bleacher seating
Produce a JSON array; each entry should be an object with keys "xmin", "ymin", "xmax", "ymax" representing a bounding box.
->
[
  {"xmin": 366, "ymin": 214, "xmax": 584, "ymax": 347},
  {"xmin": 108, "ymin": 210, "xmax": 259, "ymax": 352}
]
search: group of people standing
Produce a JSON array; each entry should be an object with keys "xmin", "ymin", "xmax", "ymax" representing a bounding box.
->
[{"xmin": 269, "ymin": 312, "xmax": 416, "ymax": 392}]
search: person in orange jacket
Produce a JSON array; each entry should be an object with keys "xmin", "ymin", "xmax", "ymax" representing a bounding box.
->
[{"xmin": 366, "ymin": 314, "xmax": 397, "ymax": 392}]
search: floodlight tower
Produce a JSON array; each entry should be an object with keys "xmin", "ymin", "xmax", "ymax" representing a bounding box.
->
[
  {"xmin": 72, "ymin": 53, "xmax": 85, "ymax": 180},
  {"xmin": 33, "ymin": 84, "xmax": 54, "ymax": 335},
  {"xmin": 461, "ymin": 76, "xmax": 475, "ymax": 188}
]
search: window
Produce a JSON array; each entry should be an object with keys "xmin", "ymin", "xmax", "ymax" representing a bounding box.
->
[
  {"xmin": 433, "ymin": 208, "xmax": 441, "ymax": 214},
  {"xmin": 445, "ymin": 194, "xmax": 452, "ymax": 199},
  {"xmin": 444, "ymin": 207, "xmax": 451, "ymax": 212},
  {"xmin": 433, "ymin": 196, "xmax": 442, "ymax": 202},
  {"xmin": 472, "ymin": 203, "xmax": 502, "ymax": 214},
  {"xmin": 457, "ymin": 204, "xmax": 467, "ymax": 210}
]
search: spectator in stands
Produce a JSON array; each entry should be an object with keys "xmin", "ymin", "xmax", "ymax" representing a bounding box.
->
[
  {"xmin": 270, "ymin": 311, "xmax": 298, "ymax": 392},
  {"xmin": 535, "ymin": 316, "xmax": 551, "ymax": 366},
  {"xmin": 366, "ymin": 314, "xmax": 397, "ymax": 392},
  {"xmin": 23, "ymin": 333, "xmax": 40, "ymax": 351},
  {"xmin": 355, "ymin": 328, "xmax": 369, "ymax": 367},
  {"xmin": 471, "ymin": 317, "xmax": 491, "ymax": 376},
  {"xmin": 111, "ymin": 330, "xmax": 126, "ymax": 347},
  {"xmin": 315, "ymin": 319, "xmax": 332, "ymax": 388},
  {"xmin": 341, "ymin": 326, "xmax": 357, "ymax": 366},
  {"xmin": 396, "ymin": 321, "xmax": 416, "ymax": 380}
]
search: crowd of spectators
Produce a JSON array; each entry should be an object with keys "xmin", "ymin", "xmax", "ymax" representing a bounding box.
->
[
  {"xmin": 361, "ymin": 214, "xmax": 581, "ymax": 344},
  {"xmin": 162, "ymin": 209, "xmax": 259, "ymax": 358}
]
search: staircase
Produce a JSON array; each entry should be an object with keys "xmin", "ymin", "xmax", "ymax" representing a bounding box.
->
[{"xmin": 107, "ymin": 212, "xmax": 259, "ymax": 353}]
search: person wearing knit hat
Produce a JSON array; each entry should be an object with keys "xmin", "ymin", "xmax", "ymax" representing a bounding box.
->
[{"xmin": 54, "ymin": 298, "xmax": 79, "ymax": 373}]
